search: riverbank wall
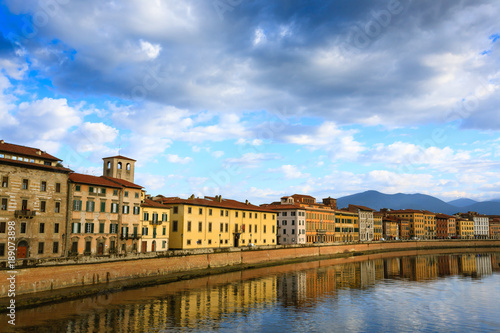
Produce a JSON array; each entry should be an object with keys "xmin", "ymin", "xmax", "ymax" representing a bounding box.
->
[{"xmin": 1, "ymin": 240, "xmax": 499, "ymax": 309}]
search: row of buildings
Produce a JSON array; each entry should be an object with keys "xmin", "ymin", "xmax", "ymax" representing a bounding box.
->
[{"xmin": 0, "ymin": 140, "xmax": 499, "ymax": 262}]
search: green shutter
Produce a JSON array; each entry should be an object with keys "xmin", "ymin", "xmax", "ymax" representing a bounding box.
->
[
  {"xmin": 78, "ymin": 223, "xmax": 81, "ymax": 233},
  {"xmin": 73, "ymin": 200, "xmax": 77, "ymax": 210}
]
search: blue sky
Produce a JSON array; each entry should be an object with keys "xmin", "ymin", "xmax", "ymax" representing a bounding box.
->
[{"xmin": 1, "ymin": 0, "xmax": 500, "ymax": 204}]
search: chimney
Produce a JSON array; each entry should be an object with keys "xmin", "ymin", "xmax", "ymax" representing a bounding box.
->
[
  {"xmin": 0, "ymin": 140, "xmax": 4, "ymax": 144},
  {"xmin": 245, "ymin": 200, "xmax": 249, "ymax": 205},
  {"xmin": 36, "ymin": 150, "xmax": 42, "ymax": 155}
]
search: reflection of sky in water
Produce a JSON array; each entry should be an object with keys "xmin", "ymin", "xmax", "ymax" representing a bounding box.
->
[{"xmin": 8, "ymin": 253, "xmax": 500, "ymax": 333}]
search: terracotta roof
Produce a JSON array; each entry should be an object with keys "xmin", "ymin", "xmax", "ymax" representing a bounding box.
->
[
  {"xmin": 103, "ymin": 176, "xmax": 143, "ymax": 189},
  {"xmin": 435, "ymin": 213, "xmax": 455, "ymax": 219},
  {"xmin": 142, "ymin": 198, "xmax": 170, "ymax": 208},
  {"xmin": 349, "ymin": 204, "xmax": 375, "ymax": 211},
  {"xmin": 0, "ymin": 140, "xmax": 60, "ymax": 161},
  {"xmin": 387, "ymin": 209, "xmax": 424, "ymax": 214},
  {"xmin": 103, "ymin": 155, "xmax": 136, "ymax": 161},
  {"xmin": 156, "ymin": 196, "xmax": 276, "ymax": 213},
  {"xmin": 69, "ymin": 173, "xmax": 122, "ymax": 188},
  {"xmin": 261, "ymin": 203, "xmax": 304, "ymax": 210},
  {"xmin": 0, "ymin": 157, "xmax": 72, "ymax": 172},
  {"xmin": 291, "ymin": 194, "xmax": 316, "ymax": 200}
]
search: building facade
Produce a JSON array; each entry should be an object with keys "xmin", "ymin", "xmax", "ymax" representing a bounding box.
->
[
  {"xmin": 421, "ymin": 210, "xmax": 436, "ymax": 239},
  {"xmin": 456, "ymin": 218, "xmax": 474, "ymax": 239},
  {"xmin": 68, "ymin": 156, "xmax": 144, "ymax": 256},
  {"xmin": 382, "ymin": 216, "xmax": 399, "ymax": 240},
  {"xmin": 155, "ymin": 195, "xmax": 277, "ymax": 249},
  {"xmin": 140, "ymin": 198, "xmax": 170, "ymax": 252},
  {"xmin": 373, "ymin": 212, "xmax": 383, "ymax": 241},
  {"xmin": 387, "ymin": 210, "xmax": 425, "ymax": 239},
  {"xmin": 489, "ymin": 218, "xmax": 500, "ymax": 239},
  {"xmin": 435, "ymin": 214, "xmax": 456, "ymax": 239},
  {"xmin": 334, "ymin": 209, "xmax": 359, "ymax": 242},
  {"xmin": 263, "ymin": 197, "xmax": 306, "ymax": 245},
  {"xmin": 348, "ymin": 204, "xmax": 374, "ymax": 241},
  {"xmin": 0, "ymin": 141, "xmax": 71, "ymax": 261}
]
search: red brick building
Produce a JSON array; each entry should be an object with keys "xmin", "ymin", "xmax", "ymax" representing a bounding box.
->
[{"xmin": 435, "ymin": 214, "xmax": 456, "ymax": 239}]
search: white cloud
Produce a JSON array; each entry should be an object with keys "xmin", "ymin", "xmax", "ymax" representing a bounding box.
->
[
  {"xmin": 212, "ymin": 151, "xmax": 224, "ymax": 158},
  {"xmin": 167, "ymin": 154, "xmax": 193, "ymax": 164},
  {"xmin": 224, "ymin": 152, "xmax": 281, "ymax": 168},
  {"xmin": 139, "ymin": 39, "xmax": 162, "ymax": 60},
  {"xmin": 269, "ymin": 164, "xmax": 308, "ymax": 179}
]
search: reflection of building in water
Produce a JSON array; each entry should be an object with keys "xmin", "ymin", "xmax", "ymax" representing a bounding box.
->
[
  {"xmin": 334, "ymin": 262, "xmax": 361, "ymax": 289},
  {"xmin": 374, "ymin": 259, "xmax": 384, "ymax": 281},
  {"xmin": 277, "ymin": 271, "xmax": 307, "ymax": 305},
  {"xmin": 457, "ymin": 254, "xmax": 478, "ymax": 276},
  {"xmin": 491, "ymin": 253, "xmax": 500, "ymax": 272},
  {"xmin": 475, "ymin": 254, "xmax": 492, "ymax": 277},
  {"xmin": 384, "ymin": 258, "xmax": 401, "ymax": 279},
  {"xmin": 414, "ymin": 256, "xmax": 438, "ymax": 281},
  {"xmin": 437, "ymin": 255, "xmax": 451, "ymax": 276},
  {"xmin": 360, "ymin": 260, "xmax": 376, "ymax": 288}
]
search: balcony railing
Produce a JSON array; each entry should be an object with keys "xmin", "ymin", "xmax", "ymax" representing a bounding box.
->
[{"xmin": 15, "ymin": 210, "xmax": 36, "ymax": 219}]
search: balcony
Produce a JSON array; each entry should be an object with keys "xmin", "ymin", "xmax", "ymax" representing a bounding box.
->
[
  {"xmin": 149, "ymin": 220, "xmax": 162, "ymax": 225},
  {"xmin": 15, "ymin": 210, "xmax": 36, "ymax": 219},
  {"xmin": 316, "ymin": 229, "xmax": 327, "ymax": 234}
]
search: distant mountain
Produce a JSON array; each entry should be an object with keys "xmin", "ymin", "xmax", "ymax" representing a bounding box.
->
[
  {"xmin": 447, "ymin": 198, "xmax": 477, "ymax": 207},
  {"xmin": 336, "ymin": 190, "xmax": 500, "ymax": 215}
]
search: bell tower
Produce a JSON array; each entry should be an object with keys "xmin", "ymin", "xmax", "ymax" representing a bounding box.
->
[{"xmin": 102, "ymin": 155, "xmax": 136, "ymax": 182}]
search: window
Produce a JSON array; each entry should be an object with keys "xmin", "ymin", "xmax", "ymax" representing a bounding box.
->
[
  {"xmin": 85, "ymin": 241, "xmax": 91, "ymax": 253},
  {"xmin": 99, "ymin": 223, "xmax": 105, "ymax": 233},
  {"xmin": 264, "ymin": 225, "xmax": 266, "ymax": 233},
  {"xmin": 124, "ymin": 191, "xmax": 129, "ymax": 197},
  {"xmin": 292, "ymin": 229, "xmax": 295, "ymax": 234},
  {"xmin": 54, "ymin": 223, "xmax": 59, "ymax": 233},
  {"xmin": 86, "ymin": 201, "xmax": 95, "ymax": 212},
  {"xmin": 199, "ymin": 208, "xmax": 203, "ymax": 215},
  {"xmin": 0, "ymin": 222, "xmax": 5, "ymax": 233},
  {"xmin": 20, "ymin": 223, "xmax": 26, "ymax": 233},
  {"xmin": 117, "ymin": 162, "xmax": 122, "ymax": 169},
  {"xmin": 187, "ymin": 221, "xmax": 192, "ymax": 232},
  {"xmin": 225, "ymin": 223, "xmax": 228, "ymax": 232},
  {"xmin": 249, "ymin": 225, "xmax": 252, "ymax": 233},
  {"xmin": 123, "ymin": 205, "xmax": 130, "ymax": 214},
  {"xmin": 208, "ymin": 239, "xmax": 212, "ymax": 244},
  {"xmin": 111, "ymin": 203, "xmax": 119, "ymax": 213},
  {"xmin": 113, "ymin": 189, "xmax": 118, "ymax": 196},
  {"xmin": 41, "ymin": 181, "xmax": 47, "ymax": 192},
  {"xmin": 235, "ymin": 211, "xmax": 239, "ymax": 218},
  {"xmin": 142, "ymin": 227, "xmax": 148, "ymax": 236},
  {"xmin": 134, "ymin": 206, "xmax": 140, "ymax": 215},
  {"xmin": 22, "ymin": 179, "xmax": 28, "ymax": 190},
  {"xmin": 55, "ymin": 183, "xmax": 61, "ymax": 193},
  {"xmin": 173, "ymin": 206, "xmax": 178, "ymax": 214},
  {"xmin": 38, "ymin": 242, "xmax": 44, "ymax": 254},
  {"xmin": 144, "ymin": 212, "xmax": 150, "ymax": 221},
  {"xmin": 264, "ymin": 214, "xmax": 266, "ymax": 219},
  {"xmin": 226, "ymin": 210, "xmax": 228, "ymax": 217},
  {"xmin": 209, "ymin": 209, "xmax": 212, "ymax": 216},
  {"xmin": 39, "ymin": 223, "xmax": 45, "ymax": 233},
  {"xmin": 1, "ymin": 176, "xmax": 7, "ymax": 188},
  {"xmin": 152, "ymin": 213, "xmax": 158, "ymax": 223},
  {"xmin": 255, "ymin": 213, "xmax": 257, "ymax": 218},
  {"xmin": 221, "ymin": 210, "xmax": 224, "ymax": 216},
  {"xmin": 55, "ymin": 202, "xmax": 60, "ymax": 213},
  {"xmin": 243, "ymin": 212, "xmax": 246, "ymax": 218},
  {"xmin": 172, "ymin": 221, "xmax": 178, "ymax": 232},
  {"xmin": 220, "ymin": 223, "xmax": 224, "ymax": 232},
  {"xmin": 255, "ymin": 225, "xmax": 257, "ymax": 233},
  {"xmin": 71, "ymin": 241, "xmax": 78, "ymax": 253},
  {"xmin": 85, "ymin": 223, "xmax": 94, "ymax": 233},
  {"xmin": 0, "ymin": 243, "xmax": 4, "ymax": 256},
  {"xmin": 1, "ymin": 198, "xmax": 7, "ymax": 210},
  {"xmin": 187, "ymin": 240, "xmax": 191, "ymax": 245},
  {"xmin": 126, "ymin": 163, "xmax": 131, "ymax": 171},
  {"xmin": 100, "ymin": 202, "xmax": 106, "ymax": 212},
  {"xmin": 198, "ymin": 222, "xmax": 202, "ymax": 232},
  {"xmin": 208, "ymin": 222, "xmax": 212, "ymax": 232},
  {"xmin": 163, "ymin": 227, "xmax": 166, "ymax": 235},
  {"xmin": 110, "ymin": 224, "xmax": 117, "ymax": 233},
  {"xmin": 162, "ymin": 213, "xmax": 168, "ymax": 221},
  {"xmin": 89, "ymin": 186, "xmax": 94, "ymax": 193},
  {"xmin": 101, "ymin": 188, "xmax": 106, "ymax": 194},
  {"xmin": 75, "ymin": 185, "xmax": 81, "ymax": 191},
  {"xmin": 53, "ymin": 242, "xmax": 59, "ymax": 253},
  {"xmin": 40, "ymin": 201, "xmax": 46, "ymax": 213}
]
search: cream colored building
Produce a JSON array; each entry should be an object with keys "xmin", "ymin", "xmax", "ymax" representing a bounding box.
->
[
  {"xmin": 348, "ymin": 204, "xmax": 374, "ymax": 241},
  {"xmin": 262, "ymin": 198, "xmax": 306, "ymax": 245},
  {"xmin": 140, "ymin": 198, "xmax": 170, "ymax": 252},
  {"xmin": 154, "ymin": 195, "xmax": 277, "ymax": 249}
]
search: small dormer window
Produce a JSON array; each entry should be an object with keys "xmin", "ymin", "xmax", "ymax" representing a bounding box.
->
[{"xmin": 117, "ymin": 162, "xmax": 122, "ymax": 169}]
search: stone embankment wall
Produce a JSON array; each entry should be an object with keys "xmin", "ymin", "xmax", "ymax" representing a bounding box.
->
[{"xmin": 1, "ymin": 240, "xmax": 499, "ymax": 299}]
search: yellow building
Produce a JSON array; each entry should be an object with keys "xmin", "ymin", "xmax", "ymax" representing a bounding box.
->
[
  {"xmin": 422, "ymin": 210, "xmax": 436, "ymax": 239},
  {"xmin": 373, "ymin": 212, "xmax": 383, "ymax": 241},
  {"xmin": 456, "ymin": 218, "xmax": 474, "ymax": 239},
  {"xmin": 140, "ymin": 198, "xmax": 171, "ymax": 252},
  {"xmin": 387, "ymin": 210, "xmax": 425, "ymax": 239},
  {"xmin": 334, "ymin": 209, "xmax": 359, "ymax": 242},
  {"xmin": 155, "ymin": 195, "xmax": 276, "ymax": 249}
]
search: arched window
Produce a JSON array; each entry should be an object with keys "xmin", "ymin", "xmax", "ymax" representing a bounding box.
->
[
  {"xmin": 126, "ymin": 163, "xmax": 131, "ymax": 171},
  {"xmin": 117, "ymin": 162, "xmax": 122, "ymax": 169},
  {"xmin": 107, "ymin": 161, "xmax": 111, "ymax": 169}
]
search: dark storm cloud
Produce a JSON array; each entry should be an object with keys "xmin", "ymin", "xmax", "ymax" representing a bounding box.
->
[{"xmin": 3, "ymin": 0, "xmax": 500, "ymax": 127}]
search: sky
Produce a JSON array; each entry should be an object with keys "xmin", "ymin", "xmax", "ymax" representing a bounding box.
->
[{"xmin": 0, "ymin": 0, "xmax": 500, "ymax": 204}]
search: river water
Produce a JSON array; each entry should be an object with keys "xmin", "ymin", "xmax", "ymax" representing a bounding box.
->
[{"xmin": 5, "ymin": 250, "xmax": 500, "ymax": 333}]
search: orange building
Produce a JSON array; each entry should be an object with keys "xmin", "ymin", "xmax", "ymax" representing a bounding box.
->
[
  {"xmin": 283, "ymin": 195, "xmax": 337, "ymax": 244},
  {"xmin": 421, "ymin": 210, "xmax": 436, "ymax": 239},
  {"xmin": 456, "ymin": 218, "xmax": 474, "ymax": 239},
  {"xmin": 334, "ymin": 209, "xmax": 359, "ymax": 242},
  {"xmin": 435, "ymin": 214, "xmax": 456, "ymax": 239},
  {"xmin": 382, "ymin": 216, "xmax": 399, "ymax": 240},
  {"xmin": 387, "ymin": 209, "xmax": 425, "ymax": 239},
  {"xmin": 488, "ymin": 217, "xmax": 500, "ymax": 239}
]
